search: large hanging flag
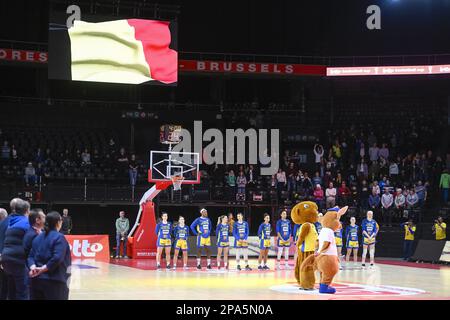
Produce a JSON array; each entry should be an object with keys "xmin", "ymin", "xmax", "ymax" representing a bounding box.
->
[{"xmin": 68, "ymin": 19, "xmax": 177, "ymax": 84}]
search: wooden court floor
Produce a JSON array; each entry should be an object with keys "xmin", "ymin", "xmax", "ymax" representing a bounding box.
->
[{"xmin": 68, "ymin": 258, "xmax": 450, "ymax": 300}]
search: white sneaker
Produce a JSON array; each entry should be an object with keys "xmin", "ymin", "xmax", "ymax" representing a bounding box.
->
[
  {"xmin": 183, "ymin": 266, "xmax": 189, "ymax": 270},
  {"xmin": 172, "ymin": 266, "xmax": 177, "ymax": 270}
]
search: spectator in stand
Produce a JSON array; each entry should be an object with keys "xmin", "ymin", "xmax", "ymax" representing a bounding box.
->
[
  {"xmin": 322, "ymin": 170, "xmax": 333, "ymax": 188},
  {"xmin": 313, "ymin": 184, "xmax": 324, "ymax": 210},
  {"xmin": 368, "ymin": 190, "xmax": 381, "ymax": 219},
  {"xmin": 439, "ymin": 169, "xmax": 450, "ymax": 204},
  {"xmin": 117, "ymin": 147, "xmax": 129, "ymax": 168},
  {"xmin": 379, "ymin": 143, "xmax": 389, "ymax": 160},
  {"xmin": 381, "ymin": 188, "xmax": 394, "ymax": 227},
  {"xmin": 432, "ymin": 217, "xmax": 447, "ymax": 241},
  {"xmin": 313, "ymin": 144, "xmax": 324, "ymax": 171},
  {"xmin": 312, "ymin": 171, "xmax": 322, "ymax": 187},
  {"xmin": 378, "ymin": 176, "xmax": 388, "ymax": 192},
  {"xmin": 128, "ymin": 154, "xmax": 138, "ymax": 187},
  {"xmin": 81, "ymin": 148, "xmax": 91, "ymax": 165},
  {"xmin": 414, "ymin": 181, "xmax": 427, "ymax": 208},
  {"xmin": 11, "ymin": 145, "xmax": 18, "ymax": 162},
  {"xmin": 331, "ymin": 140, "xmax": 342, "ymax": 168},
  {"xmin": 1, "ymin": 199, "xmax": 30, "ymax": 300},
  {"xmin": 325, "ymin": 182, "xmax": 337, "ymax": 208},
  {"xmin": 359, "ymin": 180, "xmax": 370, "ymax": 211},
  {"xmin": 338, "ymin": 181, "xmax": 351, "ymax": 206},
  {"xmin": 286, "ymin": 162, "xmax": 297, "ymax": 196},
  {"xmin": 275, "ymin": 168, "xmax": 287, "ymax": 200},
  {"xmin": 394, "ymin": 188, "xmax": 406, "ymax": 221},
  {"xmin": 61, "ymin": 209, "xmax": 72, "ymax": 235},
  {"xmin": 356, "ymin": 158, "xmax": 368, "ymax": 181},
  {"xmin": 236, "ymin": 171, "xmax": 247, "ymax": 196},
  {"xmin": 226, "ymin": 170, "xmax": 237, "ymax": 201},
  {"xmin": 401, "ymin": 219, "xmax": 416, "ymax": 261},
  {"xmin": 302, "ymin": 172, "xmax": 313, "ymax": 196},
  {"xmin": 367, "ymin": 131, "xmax": 377, "ymax": 147},
  {"xmin": 1, "ymin": 141, "xmax": 10, "ymax": 161},
  {"xmin": 369, "ymin": 143, "xmax": 380, "ymax": 163},
  {"xmin": 35, "ymin": 148, "xmax": 45, "ymax": 165},
  {"xmin": 246, "ymin": 165, "xmax": 257, "ymax": 189},
  {"xmin": 406, "ymin": 189, "xmax": 419, "ymax": 210},
  {"xmin": 372, "ymin": 181, "xmax": 380, "ymax": 196},
  {"xmin": 389, "ymin": 160, "xmax": 399, "ymax": 183},
  {"xmin": 24, "ymin": 162, "xmax": 37, "ymax": 187}
]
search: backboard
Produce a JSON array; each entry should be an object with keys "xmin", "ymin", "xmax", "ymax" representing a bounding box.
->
[{"xmin": 149, "ymin": 150, "xmax": 200, "ymax": 184}]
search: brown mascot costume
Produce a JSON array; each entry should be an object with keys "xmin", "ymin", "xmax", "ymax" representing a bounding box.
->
[
  {"xmin": 290, "ymin": 201, "xmax": 319, "ymax": 290},
  {"xmin": 300, "ymin": 206, "xmax": 347, "ymax": 294}
]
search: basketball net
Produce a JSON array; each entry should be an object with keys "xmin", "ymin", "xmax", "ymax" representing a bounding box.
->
[{"xmin": 171, "ymin": 175, "xmax": 184, "ymax": 191}]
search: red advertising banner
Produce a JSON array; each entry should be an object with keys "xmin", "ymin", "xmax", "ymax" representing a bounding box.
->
[
  {"xmin": 179, "ymin": 59, "xmax": 326, "ymax": 76},
  {"xmin": 327, "ymin": 64, "xmax": 450, "ymax": 77},
  {"xmin": 0, "ymin": 48, "xmax": 48, "ymax": 63},
  {"xmin": 65, "ymin": 235, "xmax": 110, "ymax": 261}
]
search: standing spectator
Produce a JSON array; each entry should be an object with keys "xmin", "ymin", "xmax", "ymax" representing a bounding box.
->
[
  {"xmin": 401, "ymin": 219, "xmax": 416, "ymax": 261},
  {"xmin": 313, "ymin": 184, "xmax": 325, "ymax": 210},
  {"xmin": 359, "ymin": 180, "xmax": 370, "ymax": 211},
  {"xmin": 414, "ymin": 181, "xmax": 427, "ymax": 208},
  {"xmin": 381, "ymin": 189, "xmax": 394, "ymax": 227},
  {"xmin": 406, "ymin": 189, "xmax": 419, "ymax": 210},
  {"xmin": 313, "ymin": 144, "xmax": 324, "ymax": 171},
  {"xmin": 236, "ymin": 171, "xmax": 247, "ymax": 196},
  {"xmin": 246, "ymin": 165, "xmax": 257, "ymax": 189},
  {"xmin": 275, "ymin": 168, "xmax": 287, "ymax": 200},
  {"xmin": 394, "ymin": 188, "xmax": 406, "ymax": 221},
  {"xmin": 369, "ymin": 143, "xmax": 380, "ymax": 162},
  {"xmin": 379, "ymin": 143, "xmax": 389, "ymax": 160},
  {"xmin": 11, "ymin": 145, "xmax": 18, "ymax": 162},
  {"xmin": 226, "ymin": 170, "xmax": 237, "ymax": 201},
  {"xmin": 1, "ymin": 199, "xmax": 30, "ymax": 300},
  {"xmin": 61, "ymin": 209, "xmax": 72, "ymax": 235},
  {"xmin": 286, "ymin": 163, "xmax": 297, "ymax": 196},
  {"xmin": 1, "ymin": 141, "xmax": 10, "ymax": 161},
  {"xmin": 80, "ymin": 148, "xmax": 91, "ymax": 165},
  {"xmin": 432, "ymin": 217, "xmax": 447, "ymax": 241},
  {"xmin": 27, "ymin": 211, "xmax": 71, "ymax": 300},
  {"xmin": 115, "ymin": 211, "xmax": 130, "ymax": 258},
  {"xmin": 389, "ymin": 160, "xmax": 399, "ymax": 183},
  {"xmin": 128, "ymin": 154, "xmax": 138, "ymax": 187},
  {"xmin": 0, "ymin": 208, "xmax": 8, "ymax": 300},
  {"xmin": 439, "ymin": 169, "xmax": 450, "ymax": 204},
  {"xmin": 356, "ymin": 158, "xmax": 368, "ymax": 181},
  {"xmin": 338, "ymin": 181, "xmax": 351, "ymax": 206},
  {"xmin": 117, "ymin": 147, "xmax": 129, "ymax": 169},
  {"xmin": 312, "ymin": 171, "xmax": 322, "ymax": 188},
  {"xmin": 23, "ymin": 209, "xmax": 45, "ymax": 261},
  {"xmin": 24, "ymin": 162, "xmax": 38, "ymax": 187},
  {"xmin": 325, "ymin": 182, "xmax": 337, "ymax": 208},
  {"xmin": 368, "ymin": 190, "xmax": 381, "ymax": 219}
]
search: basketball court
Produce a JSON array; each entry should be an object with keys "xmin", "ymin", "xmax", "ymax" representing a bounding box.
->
[{"xmin": 68, "ymin": 258, "xmax": 450, "ymax": 300}]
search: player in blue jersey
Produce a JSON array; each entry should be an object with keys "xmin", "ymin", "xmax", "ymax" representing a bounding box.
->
[
  {"xmin": 190, "ymin": 208, "xmax": 213, "ymax": 270},
  {"xmin": 276, "ymin": 210, "xmax": 292, "ymax": 270},
  {"xmin": 155, "ymin": 212, "xmax": 172, "ymax": 269},
  {"xmin": 216, "ymin": 215, "xmax": 230, "ymax": 270},
  {"xmin": 257, "ymin": 213, "xmax": 272, "ymax": 270},
  {"xmin": 172, "ymin": 216, "xmax": 190, "ymax": 270},
  {"xmin": 292, "ymin": 223, "xmax": 302, "ymax": 263},
  {"xmin": 345, "ymin": 216, "xmax": 359, "ymax": 266},
  {"xmin": 233, "ymin": 212, "xmax": 252, "ymax": 271},
  {"xmin": 361, "ymin": 210, "xmax": 379, "ymax": 268}
]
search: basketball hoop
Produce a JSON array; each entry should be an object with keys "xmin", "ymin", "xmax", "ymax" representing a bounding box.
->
[{"xmin": 171, "ymin": 175, "xmax": 184, "ymax": 191}]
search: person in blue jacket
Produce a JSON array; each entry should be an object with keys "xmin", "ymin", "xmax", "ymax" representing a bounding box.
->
[
  {"xmin": 233, "ymin": 212, "xmax": 251, "ymax": 271},
  {"xmin": 23, "ymin": 209, "xmax": 46, "ymax": 259},
  {"xmin": 190, "ymin": 208, "xmax": 212, "ymax": 270},
  {"xmin": 345, "ymin": 217, "xmax": 360, "ymax": 266},
  {"xmin": 1, "ymin": 198, "xmax": 30, "ymax": 300},
  {"xmin": 0, "ymin": 207, "xmax": 9, "ymax": 300},
  {"xmin": 27, "ymin": 211, "xmax": 71, "ymax": 300},
  {"xmin": 155, "ymin": 212, "xmax": 172, "ymax": 270},
  {"xmin": 257, "ymin": 213, "xmax": 272, "ymax": 270},
  {"xmin": 275, "ymin": 210, "xmax": 292, "ymax": 270},
  {"xmin": 216, "ymin": 215, "xmax": 230, "ymax": 270}
]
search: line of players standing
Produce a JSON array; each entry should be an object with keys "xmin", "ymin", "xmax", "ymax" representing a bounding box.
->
[{"xmin": 155, "ymin": 207, "xmax": 380, "ymax": 270}]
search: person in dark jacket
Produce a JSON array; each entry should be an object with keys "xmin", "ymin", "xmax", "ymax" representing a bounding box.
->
[
  {"xmin": 23, "ymin": 209, "xmax": 45, "ymax": 259},
  {"xmin": 60, "ymin": 208, "xmax": 72, "ymax": 235},
  {"xmin": 1, "ymin": 199, "xmax": 30, "ymax": 300},
  {"xmin": 28, "ymin": 211, "xmax": 71, "ymax": 300},
  {"xmin": 0, "ymin": 208, "xmax": 8, "ymax": 300}
]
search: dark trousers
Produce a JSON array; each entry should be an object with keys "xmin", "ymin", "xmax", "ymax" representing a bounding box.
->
[
  {"xmin": 30, "ymin": 278, "xmax": 69, "ymax": 300},
  {"xmin": 0, "ymin": 267, "xmax": 8, "ymax": 300},
  {"xmin": 2, "ymin": 262, "xmax": 29, "ymax": 300},
  {"xmin": 382, "ymin": 207, "xmax": 392, "ymax": 225},
  {"xmin": 403, "ymin": 240, "xmax": 414, "ymax": 260}
]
